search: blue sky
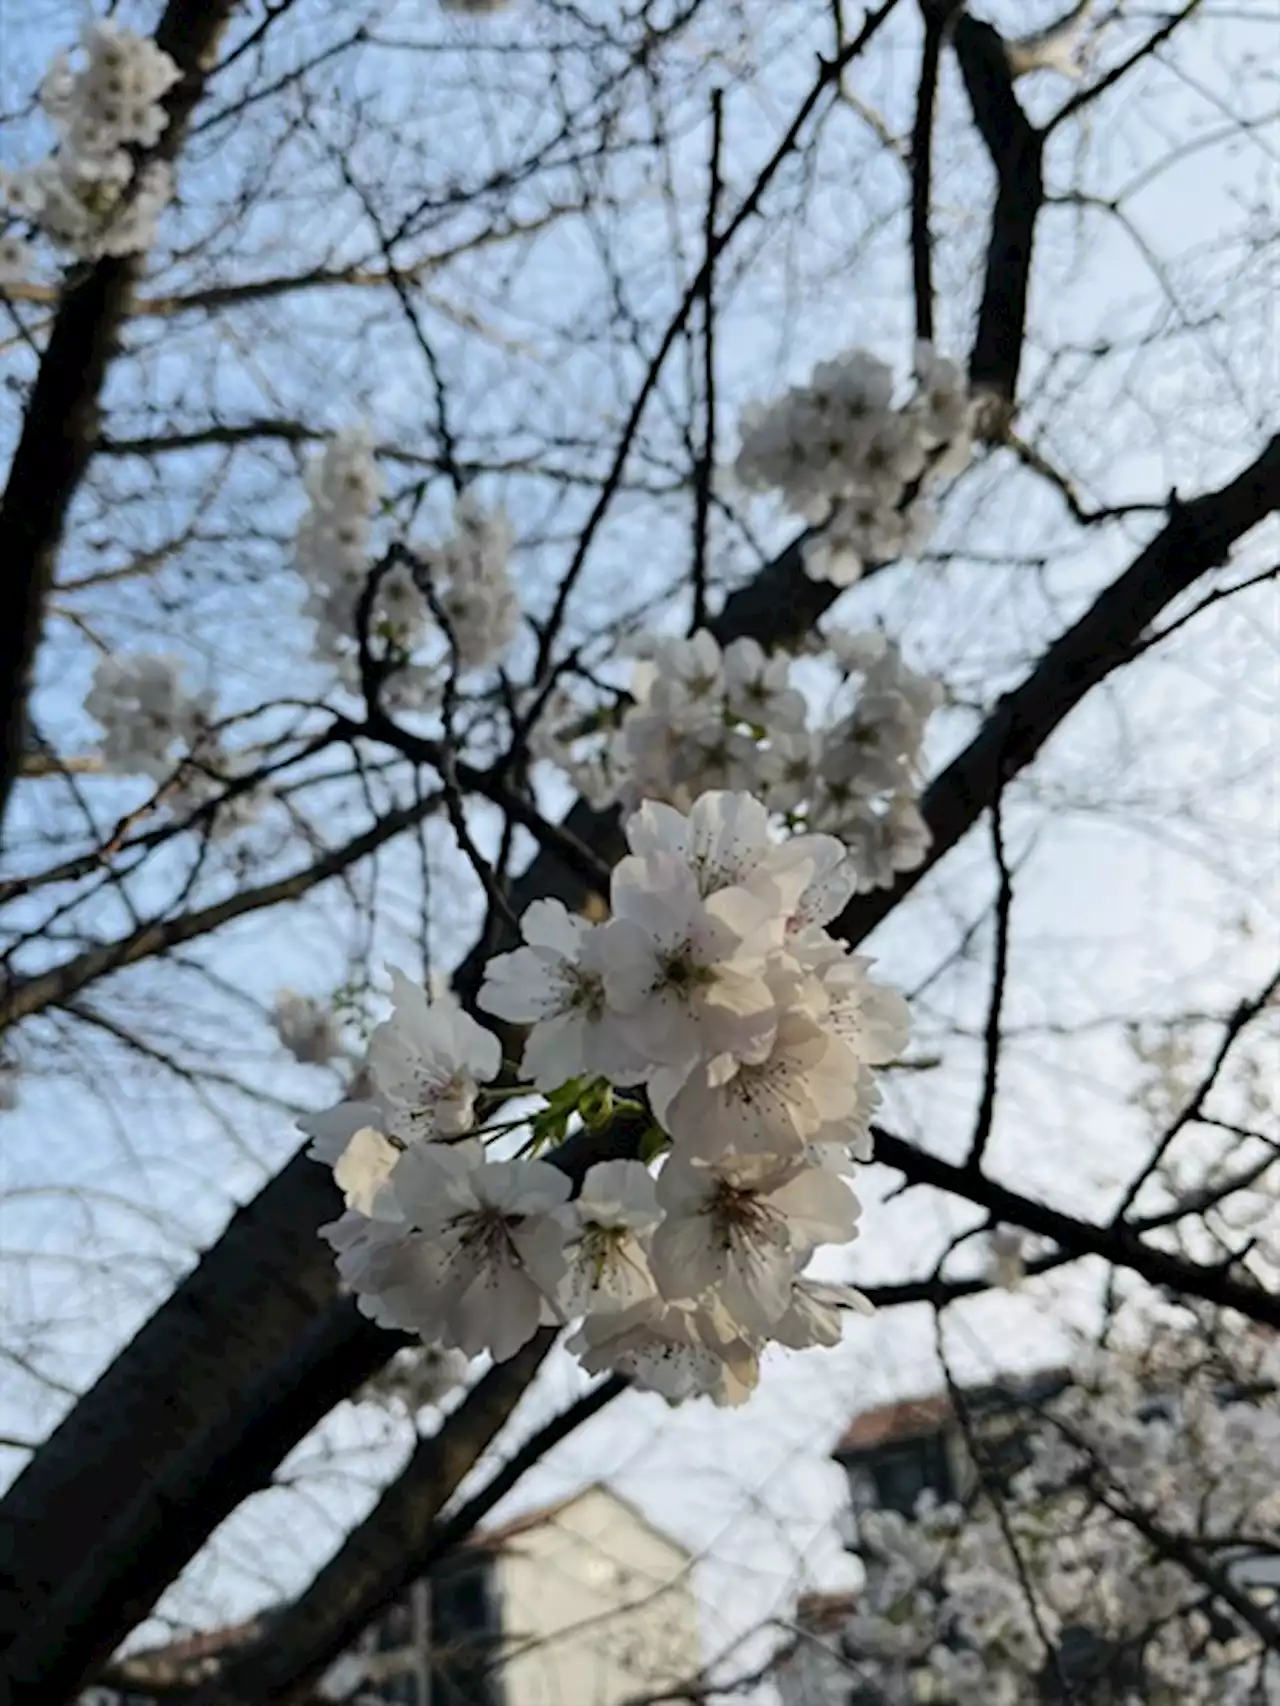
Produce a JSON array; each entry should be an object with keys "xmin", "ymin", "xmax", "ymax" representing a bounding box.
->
[{"xmin": 1, "ymin": 0, "xmax": 1277, "ymax": 1691}]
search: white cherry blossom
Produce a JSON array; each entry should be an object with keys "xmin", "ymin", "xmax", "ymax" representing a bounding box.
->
[
  {"xmin": 722, "ymin": 637, "xmax": 807, "ymax": 731},
  {"xmin": 367, "ymin": 969, "xmax": 501, "ymax": 1142},
  {"xmin": 2, "ymin": 21, "xmax": 181, "ymax": 261},
  {"xmin": 639, "ymin": 629, "xmax": 725, "ymax": 707},
  {"xmin": 361, "ymin": 1344, "xmax": 470, "ymax": 1414},
  {"xmin": 540, "ymin": 1159, "xmax": 660, "ymax": 1316},
  {"xmin": 84, "ymin": 652, "xmax": 211, "ymax": 781},
  {"xmin": 570, "ymin": 1295, "xmax": 760, "ymax": 1406},
  {"xmin": 818, "ymin": 952, "xmax": 912, "ymax": 1064},
  {"xmin": 764, "ymin": 727, "xmax": 822, "ymax": 815},
  {"xmin": 797, "ymin": 1308, "xmax": 1280, "ymax": 1706},
  {"xmin": 649, "ymin": 1151, "xmax": 861, "ymax": 1334},
  {"xmin": 623, "ymin": 791, "xmax": 840, "ymax": 917},
  {"xmin": 787, "ymin": 836, "xmax": 859, "ymax": 932},
  {"xmin": 601, "ymin": 853, "xmax": 781, "ymax": 1075},
  {"xmin": 333, "ymin": 1126, "xmax": 401, "ymax": 1214},
  {"xmin": 735, "ymin": 342, "xmax": 972, "ymax": 591},
  {"xmin": 306, "ymin": 783, "xmax": 924, "ymax": 1390},
  {"xmin": 418, "ymin": 496, "xmax": 518, "ymax": 673},
  {"xmin": 296, "ymin": 427, "xmax": 384, "ymax": 671},
  {"xmin": 650, "ymin": 1003, "xmax": 865, "ymax": 1164},
  {"xmin": 477, "ymin": 900, "xmax": 642, "ymax": 1089},
  {"xmin": 300, "ymin": 1097, "xmax": 390, "ymax": 1167},
  {"xmin": 821, "ymin": 794, "xmax": 931, "ymax": 890},
  {"xmin": 987, "ymin": 1224, "xmax": 1028, "ymax": 1290},
  {"xmin": 771, "ymin": 1277, "xmax": 873, "ymax": 1350},
  {"xmin": 273, "ymin": 989, "xmax": 342, "ymax": 1066},
  {"xmin": 321, "ymin": 1171, "xmax": 417, "ymax": 1331},
  {"xmin": 389, "ymin": 1142, "xmax": 570, "ymax": 1360},
  {"xmin": 327, "ymin": 1219, "xmax": 442, "ymax": 1336},
  {"xmin": 528, "ymin": 609, "xmax": 939, "ymax": 896}
]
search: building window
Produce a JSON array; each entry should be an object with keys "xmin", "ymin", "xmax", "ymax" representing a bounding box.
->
[
  {"xmin": 429, "ymin": 1556, "xmax": 504, "ymax": 1706},
  {"xmin": 865, "ymin": 1432, "xmax": 953, "ymax": 1515},
  {"xmin": 970, "ymin": 1412, "xmax": 1035, "ymax": 1492},
  {"xmin": 1040, "ymin": 1624, "xmax": 1141, "ymax": 1702},
  {"xmin": 371, "ymin": 1598, "xmax": 414, "ymax": 1653},
  {"xmin": 378, "ymin": 1673, "xmax": 422, "ymax": 1706}
]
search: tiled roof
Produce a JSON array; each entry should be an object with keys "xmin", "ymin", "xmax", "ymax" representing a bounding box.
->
[
  {"xmin": 835, "ymin": 1367, "xmax": 1073, "ymax": 1457},
  {"xmin": 835, "ymin": 1391, "xmax": 954, "ymax": 1454},
  {"xmin": 795, "ymin": 1590, "xmax": 859, "ymax": 1632},
  {"xmin": 468, "ymin": 1481, "xmax": 688, "ymax": 1558},
  {"xmin": 466, "ymin": 1491, "xmax": 584, "ymax": 1550}
]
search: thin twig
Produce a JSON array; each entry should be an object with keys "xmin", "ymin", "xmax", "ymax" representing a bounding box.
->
[
  {"xmin": 933, "ymin": 1312, "xmax": 1072, "ymax": 1699},
  {"xmin": 690, "ymin": 89, "xmax": 724, "ymax": 634},
  {"xmin": 910, "ymin": 6, "xmax": 947, "ymax": 344},
  {"xmin": 1048, "ymin": 0, "xmax": 1203, "ymax": 131},
  {"xmin": 966, "ymin": 786, "xmax": 1013, "ymax": 1175},
  {"xmin": 531, "ymin": 0, "xmax": 901, "ymax": 684},
  {"xmin": 1111, "ymin": 964, "xmax": 1280, "ymax": 1223}
]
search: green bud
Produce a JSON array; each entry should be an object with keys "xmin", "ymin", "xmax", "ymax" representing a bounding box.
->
[
  {"xmin": 579, "ymin": 1080, "xmax": 614, "ymax": 1130},
  {"xmin": 638, "ymin": 1124, "xmax": 669, "ymax": 1165}
]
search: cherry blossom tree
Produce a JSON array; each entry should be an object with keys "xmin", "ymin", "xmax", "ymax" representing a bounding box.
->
[
  {"xmin": 770, "ymin": 1304, "xmax": 1280, "ymax": 1706},
  {"xmin": 0, "ymin": 1, "xmax": 1276, "ymax": 1702}
]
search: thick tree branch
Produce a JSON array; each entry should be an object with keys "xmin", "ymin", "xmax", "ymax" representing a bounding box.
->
[
  {"xmin": 0, "ymin": 0, "xmax": 241, "ymax": 833},
  {"xmin": 910, "ymin": 3, "xmax": 950, "ymax": 344},
  {"xmin": 949, "ymin": 11, "xmax": 1044, "ymax": 410},
  {"xmin": 869, "ymin": 1126, "xmax": 1279, "ymax": 1327},
  {"xmin": 832, "ymin": 434, "xmax": 1280, "ymax": 946},
  {"xmin": 2, "ymin": 1296, "xmax": 405, "ymax": 1704}
]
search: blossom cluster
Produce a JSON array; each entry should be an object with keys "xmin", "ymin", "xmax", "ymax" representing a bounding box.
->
[
  {"xmin": 294, "ymin": 429, "xmax": 517, "ymax": 704},
  {"xmin": 801, "ymin": 1312, "xmax": 1280, "ymax": 1706},
  {"xmin": 85, "ymin": 653, "xmax": 213, "ymax": 781},
  {"xmin": 273, "ymin": 990, "xmax": 343, "ymax": 1067},
  {"xmin": 734, "ymin": 343, "xmax": 974, "ymax": 586},
  {"xmin": 83, "ymin": 651, "xmax": 258, "ymax": 831},
  {"xmin": 0, "ymin": 20, "xmax": 180, "ymax": 270},
  {"xmin": 359, "ymin": 1343, "xmax": 470, "ymax": 1414},
  {"xmin": 305, "ymin": 789, "xmax": 909, "ymax": 1404},
  {"xmin": 533, "ymin": 625, "xmax": 941, "ymax": 893}
]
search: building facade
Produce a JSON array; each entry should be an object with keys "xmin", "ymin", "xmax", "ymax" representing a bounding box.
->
[{"xmin": 88, "ymin": 1484, "xmax": 700, "ymax": 1706}]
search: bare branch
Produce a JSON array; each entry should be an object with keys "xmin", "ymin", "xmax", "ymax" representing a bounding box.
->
[{"xmin": 949, "ymin": 11, "xmax": 1044, "ymax": 412}]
